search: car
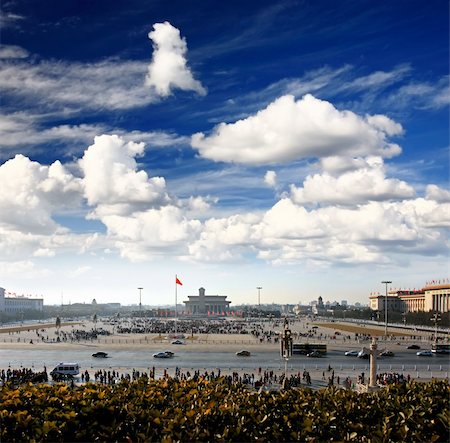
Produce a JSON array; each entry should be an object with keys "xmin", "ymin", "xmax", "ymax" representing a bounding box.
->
[
  {"xmin": 379, "ymin": 350, "xmax": 394, "ymax": 357},
  {"xmin": 236, "ymin": 350, "xmax": 251, "ymax": 357},
  {"xmin": 307, "ymin": 351, "xmax": 323, "ymax": 358},
  {"xmin": 171, "ymin": 339, "xmax": 184, "ymax": 345},
  {"xmin": 407, "ymin": 344, "xmax": 421, "ymax": 350},
  {"xmin": 344, "ymin": 350, "xmax": 359, "ymax": 357},
  {"xmin": 153, "ymin": 352, "xmax": 173, "ymax": 359},
  {"xmin": 416, "ymin": 350, "xmax": 433, "ymax": 357},
  {"xmin": 163, "ymin": 350, "xmax": 174, "ymax": 357},
  {"xmin": 92, "ymin": 351, "xmax": 108, "ymax": 358},
  {"xmin": 357, "ymin": 350, "xmax": 369, "ymax": 359}
]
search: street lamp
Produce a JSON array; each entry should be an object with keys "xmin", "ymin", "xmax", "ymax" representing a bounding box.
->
[
  {"xmin": 280, "ymin": 317, "xmax": 293, "ymax": 389},
  {"xmin": 381, "ymin": 281, "xmax": 392, "ymax": 337},
  {"xmin": 430, "ymin": 312, "xmax": 441, "ymax": 345},
  {"xmin": 138, "ymin": 287, "xmax": 143, "ymax": 317},
  {"xmin": 256, "ymin": 286, "xmax": 262, "ymax": 322},
  {"xmin": 256, "ymin": 286, "xmax": 262, "ymax": 309}
]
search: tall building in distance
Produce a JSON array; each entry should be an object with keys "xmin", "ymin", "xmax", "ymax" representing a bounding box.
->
[{"xmin": 369, "ymin": 281, "xmax": 450, "ymax": 313}]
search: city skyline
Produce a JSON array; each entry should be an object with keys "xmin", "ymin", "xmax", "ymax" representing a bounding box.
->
[{"xmin": 0, "ymin": 1, "xmax": 448, "ymax": 306}]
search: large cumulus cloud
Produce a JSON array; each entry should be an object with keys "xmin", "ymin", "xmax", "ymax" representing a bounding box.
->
[{"xmin": 192, "ymin": 94, "xmax": 403, "ymax": 165}]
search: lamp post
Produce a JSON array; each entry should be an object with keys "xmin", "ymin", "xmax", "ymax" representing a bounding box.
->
[
  {"xmin": 256, "ymin": 286, "xmax": 262, "ymax": 309},
  {"xmin": 256, "ymin": 286, "xmax": 262, "ymax": 322},
  {"xmin": 280, "ymin": 317, "xmax": 293, "ymax": 389},
  {"xmin": 381, "ymin": 281, "xmax": 392, "ymax": 337},
  {"xmin": 430, "ymin": 312, "xmax": 441, "ymax": 345},
  {"xmin": 138, "ymin": 287, "xmax": 143, "ymax": 317}
]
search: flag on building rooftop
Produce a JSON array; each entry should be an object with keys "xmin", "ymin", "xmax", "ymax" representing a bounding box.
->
[{"xmin": 176, "ymin": 277, "xmax": 183, "ymax": 286}]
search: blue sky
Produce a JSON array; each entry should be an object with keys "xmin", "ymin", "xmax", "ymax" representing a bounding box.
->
[{"xmin": 0, "ymin": 0, "xmax": 448, "ymax": 307}]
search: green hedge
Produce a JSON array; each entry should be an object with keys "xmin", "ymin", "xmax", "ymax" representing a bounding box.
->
[{"xmin": 1, "ymin": 378, "xmax": 448, "ymax": 442}]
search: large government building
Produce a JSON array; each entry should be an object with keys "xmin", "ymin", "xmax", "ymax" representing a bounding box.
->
[
  {"xmin": 183, "ymin": 287, "xmax": 231, "ymax": 316},
  {"xmin": 369, "ymin": 282, "xmax": 450, "ymax": 313},
  {"xmin": 0, "ymin": 287, "xmax": 44, "ymax": 314}
]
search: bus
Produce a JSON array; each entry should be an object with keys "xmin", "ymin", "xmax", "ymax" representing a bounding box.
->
[
  {"xmin": 293, "ymin": 343, "xmax": 327, "ymax": 355},
  {"xmin": 50, "ymin": 362, "xmax": 80, "ymax": 378},
  {"xmin": 431, "ymin": 344, "xmax": 450, "ymax": 354}
]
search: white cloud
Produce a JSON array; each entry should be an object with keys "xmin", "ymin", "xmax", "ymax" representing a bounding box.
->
[
  {"xmin": 0, "ymin": 260, "xmax": 51, "ymax": 278},
  {"xmin": 426, "ymin": 184, "xmax": 450, "ymax": 203},
  {"xmin": 0, "ymin": 113, "xmax": 189, "ymax": 161},
  {"xmin": 79, "ymin": 134, "xmax": 170, "ymax": 217},
  {"xmin": 0, "ymin": 44, "xmax": 29, "ymax": 59},
  {"xmin": 290, "ymin": 157, "xmax": 415, "ymax": 205},
  {"xmin": 183, "ymin": 193, "xmax": 449, "ymax": 267},
  {"xmin": 0, "ymin": 58, "xmax": 156, "ymax": 112},
  {"xmin": 0, "ymin": 154, "xmax": 83, "ymax": 234},
  {"xmin": 102, "ymin": 206, "xmax": 202, "ymax": 262},
  {"xmin": 192, "ymin": 94, "xmax": 402, "ymax": 165},
  {"xmin": 264, "ymin": 170, "xmax": 277, "ymax": 188},
  {"xmin": 145, "ymin": 21, "xmax": 206, "ymax": 97}
]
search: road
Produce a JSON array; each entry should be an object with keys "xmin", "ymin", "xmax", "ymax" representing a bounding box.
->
[{"xmin": 1, "ymin": 345, "xmax": 449, "ymax": 378}]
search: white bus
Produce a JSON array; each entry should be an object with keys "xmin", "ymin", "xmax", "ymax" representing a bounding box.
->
[{"xmin": 50, "ymin": 362, "xmax": 80, "ymax": 377}]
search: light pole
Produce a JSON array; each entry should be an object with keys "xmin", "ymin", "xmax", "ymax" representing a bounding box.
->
[
  {"xmin": 256, "ymin": 286, "xmax": 262, "ymax": 309},
  {"xmin": 430, "ymin": 312, "xmax": 441, "ymax": 345},
  {"xmin": 280, "ymin": 317, "xmax": 293, "ymax": 389},
  {"xmin": 381, "ymin": 281, "xmax": 392, "ymax": 337},
  {"xmin": 256, "ymin": 286, "xmax": 262, "ymax": 322},
  {"xmin": 138, "ymin": 287, "xmax": 143, "ymax": 317}
]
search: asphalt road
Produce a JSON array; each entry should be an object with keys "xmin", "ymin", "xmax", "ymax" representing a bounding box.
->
[{"xmin": 1, "ymin": 346, "xmax": 449, "ymax": 376}]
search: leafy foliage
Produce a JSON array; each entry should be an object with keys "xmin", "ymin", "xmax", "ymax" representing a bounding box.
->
[{"xmin": 1, "ymin": 379, "xmax": 448, "ymax": 442}]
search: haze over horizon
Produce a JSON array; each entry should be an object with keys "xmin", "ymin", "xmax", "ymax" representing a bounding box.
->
[{"xmin": 0, "ymin": 1, "xmax": 448, "ymax": 307}]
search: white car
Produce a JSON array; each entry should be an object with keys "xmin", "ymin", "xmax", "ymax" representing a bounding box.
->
[
  {"xmin": 416, "ymin": 350, "xmax": 433, "ymax": 357},
  {"xmin": 153, "ymin": 352, "xmax": 173, "ymax": 359},
  {"xmin": 344, "ymin": 350, "xmax": 359, "ymax": 357},
  {"xmin": 171, "ymin": 339, "xmax": 184, "ymax": 345}
]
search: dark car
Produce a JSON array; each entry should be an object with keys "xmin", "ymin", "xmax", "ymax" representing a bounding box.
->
[
  {"xmin": 92, "ymin": 351, "xmax": 108, "ymax": 358},
  {"xmin": 407, "ymin": 344, "xmax": 420, "ymax": 350}
]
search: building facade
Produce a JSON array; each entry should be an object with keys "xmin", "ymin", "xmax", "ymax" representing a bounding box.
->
[
  {"xmin": 183, "ymin": 287, "xmax": 231, "ymax": 315},
  {"xmin": 369, "ymin": 282, "xmax": 450, "ymax": 313},
  {"xmin": 0, "ymin": 288, "xmax": 44, "ymax": 314}
]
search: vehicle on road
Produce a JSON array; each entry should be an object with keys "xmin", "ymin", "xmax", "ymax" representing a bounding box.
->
[
  {"xmin": 293, "ymin": 343, "xmax": 327, "ymax": 355},
  {"xmin": 345, "ymin": 350, "xmax": 359, "ymax": 357},
  {"xmin": 50, "ymin": 362, "xmax": 80, "ymax": 378},
  {"xmin": 431, "ymin": 344, "xmax": 450, "ymax": 354},
  {"xmin": 153, "ymin": 352, "xmax": 173, "ymax": 359},
  {"xmin": 92, "ymin": 352, "xmax": 108, "ymax": 358},
  {"xmin": 171, "ymin": 339, "xmax": 184, "ymax": 345},
  {"xmin": 416, "ymin": 350, "xmax": 433, "ymax": 357},
  {"xmin": 236, "ymin": 350, "xmax": 251, "ymax": 357},
  {"xmin": 407, "ymin": 344, "xmax": 420, "ymax": 350},
  {"xmin": 357, "ymin": 349, "xmax": 369, "ymax": 359},
  {"xmin": 307, "ymin": 351, "xmax": 323, "ymax": 358},
  {"xmin": 379, "ymin": 350, "xmax": 394, "ymax": 357},
  {"xmin": 163, "ymin": 350, "xmax": 174, "ymax": 357}
]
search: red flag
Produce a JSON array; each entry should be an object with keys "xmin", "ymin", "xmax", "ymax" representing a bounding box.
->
[{"xmin": 176, "ymin": 277, "xmax": 183, "ymax": 286}]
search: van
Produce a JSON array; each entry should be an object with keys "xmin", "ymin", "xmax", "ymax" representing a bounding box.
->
[{"xmin": 50, "ymin": 362, "xmax": 80, "ymax": 377}]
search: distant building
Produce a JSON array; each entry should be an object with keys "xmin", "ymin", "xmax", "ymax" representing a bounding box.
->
[
  {"xmin": 183, "ymin": 287, "xmax": 231, "ymax": 316},
  {"xmin": 369, "ymin": 282, "xmax": 449, "ymax": 313},
  {"xmin": 0, "ymin": 288, "xmax": 43, "ymax": 314}
]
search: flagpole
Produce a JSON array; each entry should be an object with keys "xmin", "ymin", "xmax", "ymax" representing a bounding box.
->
[{"xmin": 175, "ymin": 274, "xmax": 178, "ymax": 335}]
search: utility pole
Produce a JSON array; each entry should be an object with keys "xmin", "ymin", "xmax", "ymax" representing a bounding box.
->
[{"xmin": 381, "ymin": 281, "xmax": 392, "ymax": 337}]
